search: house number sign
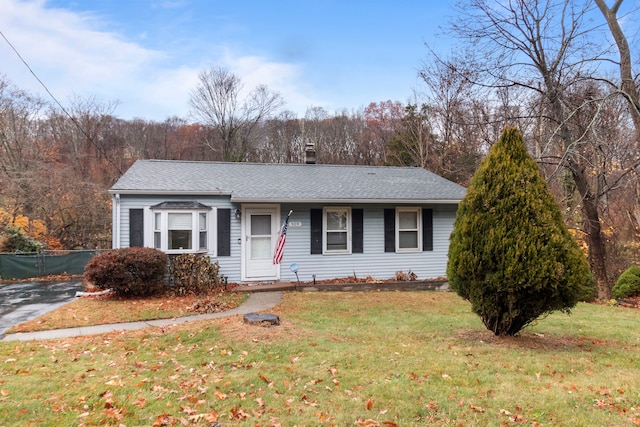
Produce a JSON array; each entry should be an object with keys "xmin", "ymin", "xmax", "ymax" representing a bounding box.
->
[{"xmin": 288, "ymin": 221, "xmax": 302, "ymax": 228}]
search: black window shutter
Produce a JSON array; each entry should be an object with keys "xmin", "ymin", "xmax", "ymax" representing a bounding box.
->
[
  {"xmin": 129, "ymin": 209, "xmax": 144, "ymax": 247},
  {"xmin": 384, "ymin": 208, "xmax": 395, "ymax": 253},
  {"xmin": 352, "ymin": 209, "xmax": 363, "ymax": 253},
  {"xmin": 310, "ymin": 209, "xmax": 323, "ymax": 254},
  {"xmin": 217, "ymin": 208, "xmax": 231, "ymax": 256},
  {"xmin": 423, "ymin": 208, "xmax": 433, "ymax": 251}
]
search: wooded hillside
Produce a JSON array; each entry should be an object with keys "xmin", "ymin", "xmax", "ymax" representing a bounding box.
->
[{"xmin": 2, "ymin": 0, "xmax": 640, "ymax": 299}]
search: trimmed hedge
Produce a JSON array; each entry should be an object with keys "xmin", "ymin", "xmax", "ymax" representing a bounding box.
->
[
  {"xmin": 84, "ymin": 247, "xmax": 168, "ymax": 297},
  {"xmin": 612, "ymin": 266, "xmax": 640, "ymax": 299}
]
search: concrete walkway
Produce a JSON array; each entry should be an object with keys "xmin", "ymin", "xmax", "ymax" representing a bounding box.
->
[{"xmin": 1, "ymin": 291, "xmax": 283, "ymax": 342}]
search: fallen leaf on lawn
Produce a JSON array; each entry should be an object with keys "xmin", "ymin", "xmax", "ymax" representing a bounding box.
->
[
  {"xmin": 132, "ymin": 397, "xmax": 147, "ymax": 408},
  {"xmin": 102, "ymin": 407, "xmax": 124, "ymax": 421},
  {"xmin": 383, "ymin": 422, "xmax": 399, "ymax": 427},
  {"xmin": 442, "ymin": 374, "xmax": 452, "ymax": 380},
  {"xmin": 205, "ymin": 410, "xmax": 219, "ymax": 422},
  {"xmin": 180, "ymin": 405, "xmax": 196, "ymax": 415},
  {"xmin": 355, "ymin": 418, "xmax": 380, "ymax": 426},
  {"xmin": 152, "ymin": 414, "xmax": 176, "ymax": 426},
  {"xmin": 366, "ymin": 398, "xmax": 374, "ymax": 410},
  {"xmin": 259, "ymin": 373, "xmax": 271, "ymax": 384},
  {"xmin": 214, "ymin": 390, "xmax": 227, "ymax": 400},
  {"xmin": 316, "ymin": 411, "xmax": 330, "ymax": 422},
  {"xmin": 510, "ymin": 414, "xmax": 527, "ymax": 422},
  {"xmin": 469, "ymin": 403, "xmax": 485, "ymax": 412},
  {"xmin": 230, "ymin": 406, "xmax": 250, "ymax": 420},
  {"xmin": 105, "ymin": 378, "xmax": 123, "ymax": 386}
]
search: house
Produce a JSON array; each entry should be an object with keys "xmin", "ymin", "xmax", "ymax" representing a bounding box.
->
[{"xmin": 109, "ymin": 159, "xmax": 466, "ymax": 284}]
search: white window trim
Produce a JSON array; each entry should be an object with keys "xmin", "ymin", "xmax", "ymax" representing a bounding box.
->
[
  {"xmin": 323, "ymin": 206, "xmax": 351, "ymax": 254},
  {"xmin": 148, "ymin": 208, "xmax": 215, "ymax": 255},
  {"xmin": 396, "ymin": 207, "xmax": 422, "ymax": 253}
]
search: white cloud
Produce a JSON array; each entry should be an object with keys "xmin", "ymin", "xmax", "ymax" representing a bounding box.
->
[
  {"xmin": 0, "ymin": 0, "xmax": 166, "ymax": 117},
  {"xmin": 0, "ymin": 0, "xmax": 324, "ymax": 120},
  {"xmin": 221, "ymin": 50, "xmax": 324, "ymax": 116}
]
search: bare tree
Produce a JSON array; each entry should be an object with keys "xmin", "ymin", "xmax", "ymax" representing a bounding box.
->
[
  {"xmin": 595, "ymin": 0, "xmax": 640, "ymax": 140},
  {"xmin": 443, "ymin": 0, "xmax": 624, "ymax": 299},
  {"xmin": 189, "ymin": 67, "xmax": 284, "ymax": 161},
  {"xmin": 0, "ymin": 76, "xmax": 48, "ymax": 222}
]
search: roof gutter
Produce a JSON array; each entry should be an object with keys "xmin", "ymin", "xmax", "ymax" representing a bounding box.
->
[
  {"xmin": 229, "ymin": 197, "xmax": 463, "ymax": 204},
  {"xmin": 108, "ymin": 189, "xmax": 233, "ymax": 196},
  {"xmin": 107, "ymin": 191, "xmax": 462, "ymax": 204}
]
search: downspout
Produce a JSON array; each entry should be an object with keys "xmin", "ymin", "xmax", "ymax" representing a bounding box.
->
[{"xmin": 112, "ymin": 194, "xmax": 120, "ymax": 249}]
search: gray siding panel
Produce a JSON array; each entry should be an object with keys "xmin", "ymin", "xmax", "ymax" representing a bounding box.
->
[
  {"xmin": 117, "ymin": 195, "xmax": 242, "ymax": 281},
  {"xmin": 274, "ymin": 204, "xmax": 456, "ymax": 283},
  {"xmin": 117, "ymin": 197, "xmax": 457, "ymax": 283}
]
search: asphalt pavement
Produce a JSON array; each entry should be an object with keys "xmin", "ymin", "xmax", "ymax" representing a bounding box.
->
[
  {"xmin": 1, "ymin": 290, "xmax": 283, "ymax": 342},
  {"xmin": 0, "ymin": 280, "xmax": 83, "ymax": 336}
]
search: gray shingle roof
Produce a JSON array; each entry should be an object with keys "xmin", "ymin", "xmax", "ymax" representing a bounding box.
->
[{"xmin": 110, "ymin": 160, "xmax": 466, "ymax": 203}]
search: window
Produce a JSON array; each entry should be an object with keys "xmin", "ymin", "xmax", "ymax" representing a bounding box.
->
[
  {"xmin": 153, "ymin": 212, "xmax": 161, "ymax": 249},
  {"xmin": 168, "ymin": 212, "xmax": 192, "ymax": 250},
  {"xmin": 199, "ymin": 212, "xmax": 208, "ymax": 250},
  {"xmin": 396, "ymin": 207, "xmax": 421, "ymax": 252},
  {"xmin": 150, "ymin": 202, "xmax": 212, "ymax": 254},
  {"xmin": 323, "ymin": 207, "xmax": 351, "ymax": 253}
]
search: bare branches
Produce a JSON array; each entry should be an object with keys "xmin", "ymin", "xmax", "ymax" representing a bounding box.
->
[{"xmin": 189, "ymin": 67, "xmax": 283, "ymax": 162}]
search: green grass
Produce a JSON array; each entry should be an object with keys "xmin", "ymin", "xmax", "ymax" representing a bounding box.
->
[{"xmin": 0, "ymin": 291, "xmax": 639, "ymax": 426}]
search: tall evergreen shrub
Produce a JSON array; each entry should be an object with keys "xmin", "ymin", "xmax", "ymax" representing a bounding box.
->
[{"xmin": 447, "ymin": 127, "xmax": 594, "ymax": 336}]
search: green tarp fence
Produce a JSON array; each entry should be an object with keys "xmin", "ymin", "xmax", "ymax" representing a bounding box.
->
[{"xmin": 0, "ymin": 250, "xmax": 97, "ymax": 280}]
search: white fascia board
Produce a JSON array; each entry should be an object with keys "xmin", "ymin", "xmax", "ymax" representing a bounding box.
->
[
  {"xmin": 229, "ymin": 197, "xmax": 462, "ymax": 204},
  {"xmin": 108, "ymin": 190, "xmax": 233, "ymax": 196}
]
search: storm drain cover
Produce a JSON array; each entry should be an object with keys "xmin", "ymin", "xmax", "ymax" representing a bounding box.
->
[{"xmin": 243, "ymin": 312, "xmax": 280, "ymax": 326}]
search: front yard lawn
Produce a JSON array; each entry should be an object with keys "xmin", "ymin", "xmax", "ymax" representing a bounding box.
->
[{"xmin": 0, "ymin": 291, "xmax": 639, "ymax": 426}]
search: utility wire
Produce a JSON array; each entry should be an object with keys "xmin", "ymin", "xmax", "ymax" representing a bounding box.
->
[
  {"xmin": 0, "ymin": 28, "xmax": 123, "ymax": 173},
  {"xmin": 0, "ymin": 29, "xmax": 71, "ymax": 117}
]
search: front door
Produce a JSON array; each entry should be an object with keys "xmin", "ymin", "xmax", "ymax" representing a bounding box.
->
[{"xmin": 243, "ymin": 207, "xmax": 278, "ymax": 281}]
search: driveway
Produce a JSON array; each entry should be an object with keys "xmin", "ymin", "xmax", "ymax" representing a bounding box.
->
[{"xmin": 0, "ymin": 280, "xmax": 83, "ymax": 336}]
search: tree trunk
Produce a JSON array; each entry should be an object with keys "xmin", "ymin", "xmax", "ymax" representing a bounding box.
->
[
  {"xmin": 595, "ymin": 0, "xmax": 640, "ymax": 143},
  {"xmin": 547, "ymin": 77, "xmax": 611, "ymax": 300},
  {"xmin": 569, "ymin": 159, "xmax": 611, "ymax": 299}
]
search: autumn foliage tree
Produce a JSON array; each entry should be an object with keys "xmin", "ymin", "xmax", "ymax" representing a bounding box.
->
[{"xmin": 447, "ymin": 127, "xmax": 594, "ymax": 336}]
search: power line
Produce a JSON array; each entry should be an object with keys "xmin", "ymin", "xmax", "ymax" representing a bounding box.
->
[
  {"xmin": 0, "ymin": 28, "xmax": 72, "ymax": 118},
  {"xmin": 0, "ymin": 28, "xmax": 123, "ymax": 173}
]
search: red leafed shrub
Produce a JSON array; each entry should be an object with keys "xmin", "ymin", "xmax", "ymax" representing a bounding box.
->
[{"xmin": 84, "ymin": 247, "xmax": 168, "ymax": 297}]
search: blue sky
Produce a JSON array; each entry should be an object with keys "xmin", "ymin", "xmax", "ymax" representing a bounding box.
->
[{"xmin": 0, "ymin": 0, "xmax": 456, "ymax": 121}]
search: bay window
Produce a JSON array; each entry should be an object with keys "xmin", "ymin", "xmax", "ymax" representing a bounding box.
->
[{"xmin": 150, "ymin": 201, "xmax": 212, "ymax": 253}]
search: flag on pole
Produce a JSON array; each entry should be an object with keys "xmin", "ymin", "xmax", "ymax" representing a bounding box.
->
[{"xmin": 273, "ymin": 210, "xmax": 292, "ymax": 264}]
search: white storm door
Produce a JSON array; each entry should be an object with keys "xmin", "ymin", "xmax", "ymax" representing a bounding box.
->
[{"xmin": 244, "ymin": 208, "xmax": 278, "ymax": 280}]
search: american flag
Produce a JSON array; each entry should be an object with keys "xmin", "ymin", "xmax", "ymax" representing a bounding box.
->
[{"xmin": 273, "ymin": 210, "xmax": 292, "ymax": 264}]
